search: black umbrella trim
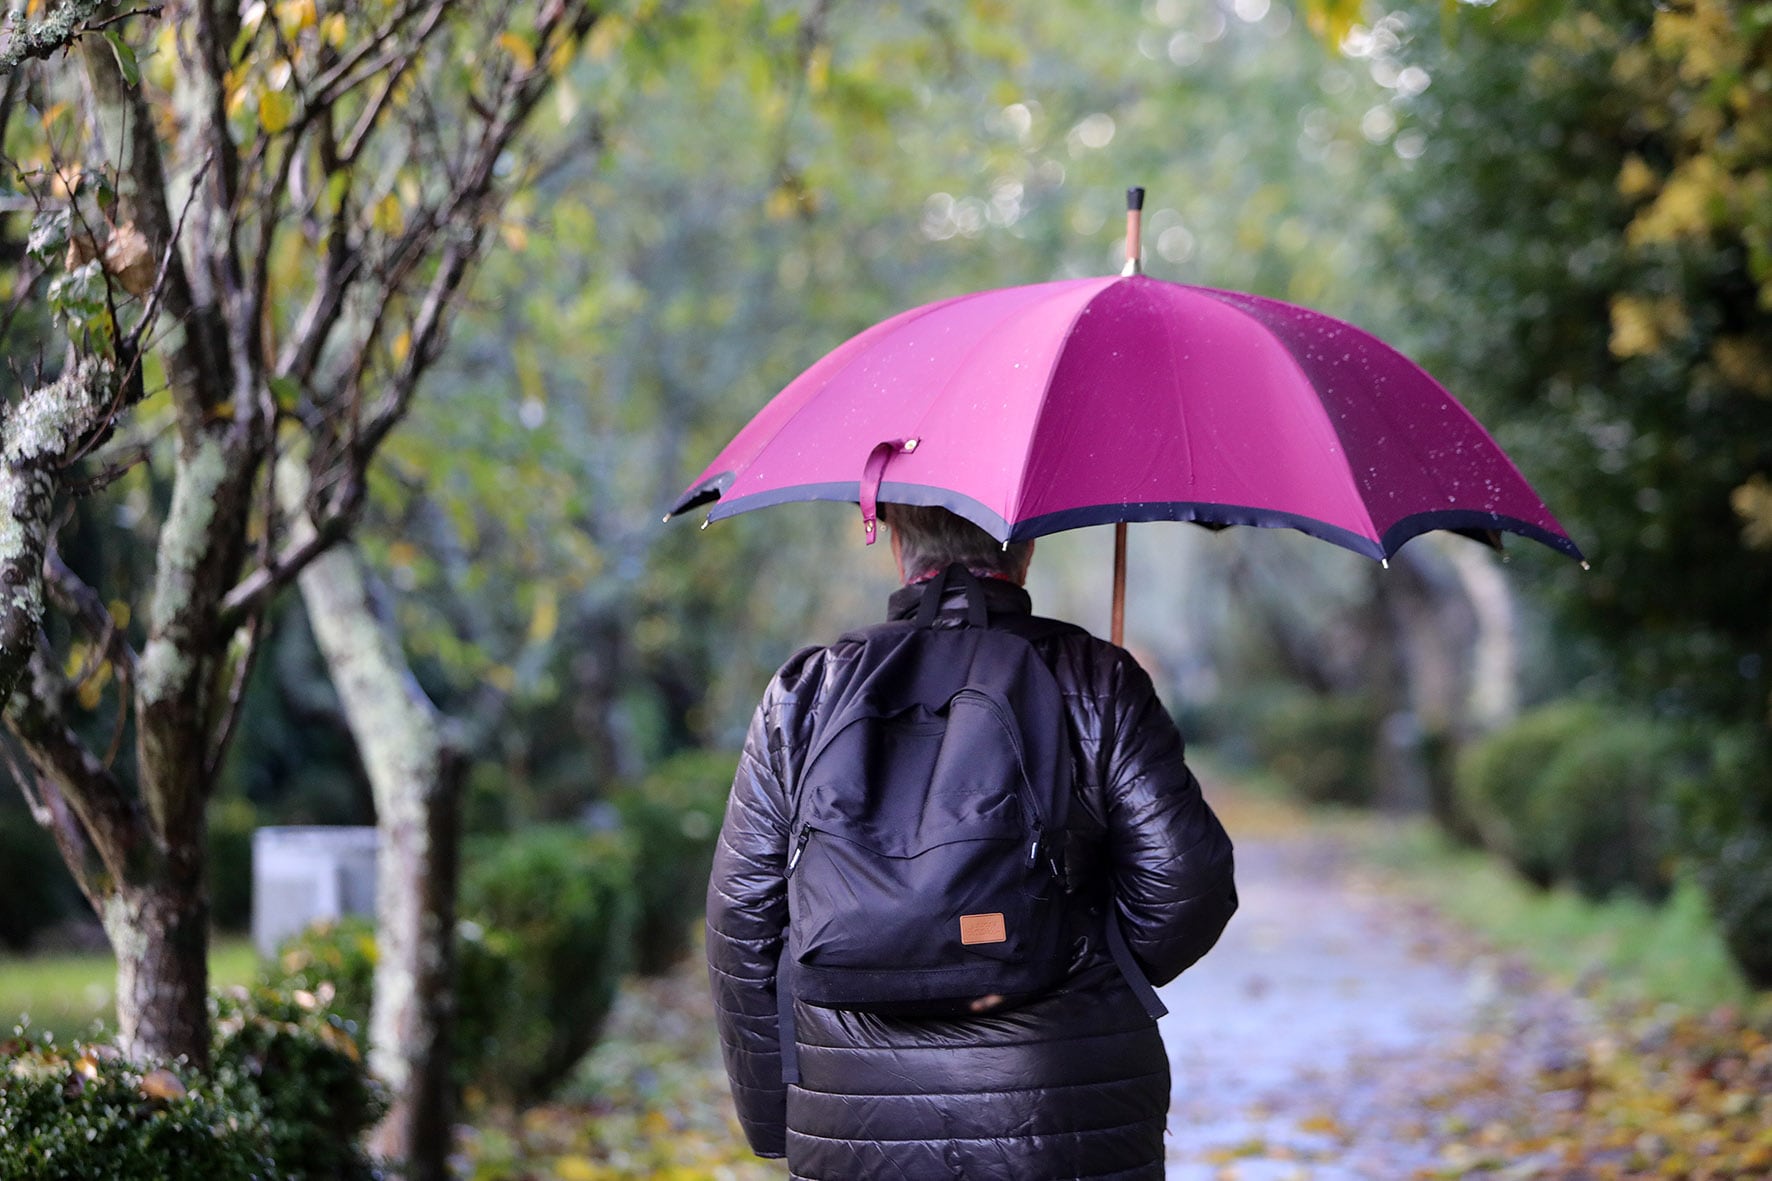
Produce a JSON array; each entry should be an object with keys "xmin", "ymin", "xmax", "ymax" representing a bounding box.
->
[{"xmin": 686, "ymin": 479, "xmax": 1585, "ymax": 564}]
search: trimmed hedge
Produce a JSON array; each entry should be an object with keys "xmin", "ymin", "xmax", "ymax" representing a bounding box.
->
[
  {"xmin": 1247, "ymin": 689, "xmax": 1380, "ymax": 807},
  {"xmin": 1456, "ymin": 702, "xmax": 1682, "ymax": 900},
  {"xmin": 269, "ymin": 823, "xmax": 638, "ymax": 1108},
  {"xmin": 1672, "ymin": 729, "xmax": 1772, "ymax": 988},
  {"xmin": 609, "ymin": 749, "xmax": 736, "ymax": 976},
  {"xmin": 1455, "ymin": 701, "xmax": 1605, "ymax": 889},
  {"xmin": 459, "ymin": 825, "xmax": 637, "ymax": 1105}
]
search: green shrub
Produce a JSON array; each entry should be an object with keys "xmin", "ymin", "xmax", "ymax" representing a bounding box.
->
[
  {"xmin": 267, "ymin": 825, "xmax": 640, "ymax": 1108},
  {"xmin": 0, "ymin": 984, "xmax": 381, "ymax": 1181},
  {"xmin": 1457, "ymin": 702, "xmax": 1686, "ymax": 901},
  {"xmin": 210, "ymin": 988, "xmax": 387, "ymax": 1180},
  {"xmin": 0, "ymin": 807, "xmax": 79, "ymax": 951},
  {"xmin": 266, "ymin": 917, "xmax": 378, "ymax": 1033},
  {"xmin": 265, "ymin": 913, "xmax": 515, "ymax": 1098},
  {"xmin": 0, "ymin": 1035, "xmax": 269, "ymax": 1180},
  {"xmin": 1672, "ymin": 729, "xmax": 1772, "ymax": 988},
  {"xmin": 1530, "ymin": 715, "xmax": 1683, "ymax": 901},
  {"xmin": 1247, "ymin": 689, "xmax": 1380, "ymax": 807},
  {"xmin": 1455, "ymin": 701, "xmax": 1607, "ymax": 888},
  {"xmin": 609, "ymin": 749, "xmax": 736, "ymax": 975},
  {"xmin": 460, "ymin": 824, "xmax": 638, "ymax": 1106}
]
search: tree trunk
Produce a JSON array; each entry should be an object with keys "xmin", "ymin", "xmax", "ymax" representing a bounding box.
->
[
  {"xmin": 104, "ymin": 871, "xmax": 210, "ymax": 1063},
  {"xmin": 295, "ymin": 517, "xmax": 463, "ymax": 1181},
  {"xmin": 1373, "ymin": 544, "xmax": 1484, "ymax": 836}
]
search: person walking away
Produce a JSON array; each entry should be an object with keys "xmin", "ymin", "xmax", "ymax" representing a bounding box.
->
[{"xmin": 706, "ymin": 503, "xmax": 1237, "ymax": 1180}]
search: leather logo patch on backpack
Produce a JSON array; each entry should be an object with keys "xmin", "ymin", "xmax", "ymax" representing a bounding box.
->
[{"xmin": 959, "ymin": 912, "xmax": 1007, "ymax": 946}]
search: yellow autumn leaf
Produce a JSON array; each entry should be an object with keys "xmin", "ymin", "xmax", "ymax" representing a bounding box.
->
[
  {"xmin": 391, "ymin": 330, "xmax": 411, "ymax": 363},
  {"xmin": 139, "ymin": 1068, "xmax": 187, "ymax": 1101},
  {"xmin": 77, "ymin": 662, "xmax": 113, "ymax": 711},
  {"xmin": 527, "ymin": 585, "xmax": 558, "ymax": 644},
  {"xmin": 276, "ymin": 0, "xmax": 317, "ymax": 35},
  {"xmin": 373, "ymin": 192, "xmax": 404, "ymax": 236},
  {"xmin": 500, "ymin": 220, "xmax": 529, "ymax": 252},
  {"xmin": 258, "ymin": 88, "xmax": 296, "ymax": 134},
  {"xmin": 551, "ymin": 1156, "xmax": 605, "ymax": 1181},
  {"xmin": 586, "ymin": 15, "xmax": 628, "ymax": 61},
  {"xmin": 321, "ymin": 12, "xmax": 347, "ymax": 48},
  {"xmin": 64, "ymin": 642, "xmax": 92, "ymax": 679},
  {"xmin": 807, "ymin": 44, "xmax": 831, "ymax": 95},
  {"xmin": 497, "ymin": 31, "xmax": 537, "ymax": 72},
  {"xmin": 1731, "ymin": 476, "xmax": 1772, "ymax": 549}
]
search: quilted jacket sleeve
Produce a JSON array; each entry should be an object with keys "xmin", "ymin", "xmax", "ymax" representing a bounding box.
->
[
  {"xmin": 1101, "ymin": 651, "xmax": 1237, "ymax": 987},
  {"xmin": 704, "ymin": 652, "xmax": 815, "ymax": 1159}
]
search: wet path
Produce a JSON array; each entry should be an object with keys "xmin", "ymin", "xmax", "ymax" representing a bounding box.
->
[{"xmin": 1158, "ymin": 831, "xmax": 1522, "ymax": 1179}]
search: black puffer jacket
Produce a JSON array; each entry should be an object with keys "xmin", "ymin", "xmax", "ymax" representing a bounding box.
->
[{"xmin": 706, "ymin": 579, "xmax": 1237, "ymax": 1180}]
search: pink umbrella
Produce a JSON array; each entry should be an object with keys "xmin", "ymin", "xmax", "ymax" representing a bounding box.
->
[{"xmin": 669, "ymin": 189, "xmax": 1582, "ymax": 642}]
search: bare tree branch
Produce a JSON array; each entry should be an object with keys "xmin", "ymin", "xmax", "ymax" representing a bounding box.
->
[
  {"xmin": 81, "ymin": 30, "xmax": 228, "ymax": 439},
  {"xmin": 6, "ymin": 644, "xmax": 146, "ymax": 893},
  {"xmin": 310, "ymin": 0, "xmax": 448, "ymax": 107}
]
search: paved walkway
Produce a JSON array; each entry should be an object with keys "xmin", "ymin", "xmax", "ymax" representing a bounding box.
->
[{"xmin": 1158, "ymin": 831, "xmax": 1534, "ymax": 1180}]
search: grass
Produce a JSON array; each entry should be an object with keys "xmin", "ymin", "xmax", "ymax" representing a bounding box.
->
[
  {"xmin": 1192, "ymin": 750, "xmax": 1758, "ymax": 1012},
  {"xmin": 1353, "ymin": 817, "xmax": 1757, "ymax": 1011},
  {"xmin": 1, "ymin": 937, "xmax": 260, "ymax": 1045}
]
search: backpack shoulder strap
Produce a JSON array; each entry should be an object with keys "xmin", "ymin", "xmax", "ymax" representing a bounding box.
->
[{"xmin": 913, "ymin": 563, "xmax": 989, "ymax": 628}]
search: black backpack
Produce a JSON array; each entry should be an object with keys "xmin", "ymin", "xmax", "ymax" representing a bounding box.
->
[{"xmin": 776, "ymin": 566, "xmax": 1165, "ymax": 1082}]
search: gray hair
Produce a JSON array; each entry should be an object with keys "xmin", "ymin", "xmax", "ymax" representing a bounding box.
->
[{"xmin": 879, "ymin": 503, "xmax": 1033, "ymax": 584}]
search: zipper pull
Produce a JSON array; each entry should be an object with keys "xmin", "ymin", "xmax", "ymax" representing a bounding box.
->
[{"xmin": 787, "ymin": 826, "xmax": 812, "ymax": 874}]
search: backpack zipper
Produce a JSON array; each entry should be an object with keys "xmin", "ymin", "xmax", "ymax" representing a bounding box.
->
[
  {"xmin": 953, "ymin": 688, "xmax": 1048, "ymax": 867},
  {"xmin": 786, "ymin": 825, "xmax": 813, "ymax": 874}
]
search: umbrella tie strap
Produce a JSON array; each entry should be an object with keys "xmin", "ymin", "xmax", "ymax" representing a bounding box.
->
[{"xmin": 860, "ymin": 438, "xmax": 917, "ymax": 545}]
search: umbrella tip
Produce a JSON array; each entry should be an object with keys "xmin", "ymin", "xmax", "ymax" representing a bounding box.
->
[
  {"xmin": 1580, "ymin": 559, "xmax": 1591, "ymax": 571},
  {"xmin": 1380, "ymin": 558, "xmax": 1390, "ymax": 570},
  {"xmin": 1126, "ymin": 186, "xmax": 1145, "ymax": 211}
]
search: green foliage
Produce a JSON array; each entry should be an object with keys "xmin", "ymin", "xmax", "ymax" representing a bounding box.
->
[
  {"xmin": 263, "ymin": 918, "xmax": 377, "ymax": 1034},
  {"xmin": 1376, "ymin": 1, "xmax": 1772, "ymax": 722},
  {"xmin": 1672, "ymin": 729, "xmax": 1772, "ymax": 988},
  {"xmin": 1456, "ymin": 702, "xmax": 1609, "ymax": 888},
  {"xmin": 0, "ymin": 806, "xmax": 79, "ymax": 951},
  {"xmin": 267, "ymin": 825, "xmax": 640, "ymax": 1107},
  {"xmin": 1456, "ymin": 702, "xmax": 1684, "ymax": 901},
  {"xmin": 209, "ymin": 989, "xmax": 388, "ymax": 1180},
  {"xmin": 1246, "ymin": 688, "xmax": 1380, "ymax": 807},
  {"xmin": 609, "ymin": 749, "xmax": 737, "ymax": 975},
  {"xmin": 0, "ymin": 983, "xmax": 381, "ymax": 1181},
  {"xmin": 0, "ymin": 1035, "xmax": 270, "ymax": 1181},
  {"xmin": 459, "ymin": 825, "xmax": 638, "ymax": 1106},
  {"xmin": 264, "ymin": 913, "xmax": 513, "ymax": 1098},
  {"xmin": 1530, "ymin": 711, "xmax": 1684, "ymax": 901},
  {"xmin": 1360, "ymin": 819, "xmax": 1751, "ymax": 1010}
]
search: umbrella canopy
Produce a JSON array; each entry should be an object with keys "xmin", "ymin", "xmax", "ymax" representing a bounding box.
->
[{"xmin": 668, "ymin": 271, "xmax": 1583, "ymax": 566}]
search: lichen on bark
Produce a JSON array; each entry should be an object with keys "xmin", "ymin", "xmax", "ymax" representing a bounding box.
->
[
  {"xmin": 137, "ymin": 434, "xmax": 228, "ymax": 706},
  {"xmin": 0, "ymin": 358, "xmax": 115, "ymax": 703}
]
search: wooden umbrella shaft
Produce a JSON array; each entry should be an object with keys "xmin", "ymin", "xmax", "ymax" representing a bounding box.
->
[
  {"xmin": 1113, "ymin": 186, "xmax": 1142, "ymax": 647},
  {"xmin": 1111, "ymin": 521, "xmax": 1128, "ymax": 647}
]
